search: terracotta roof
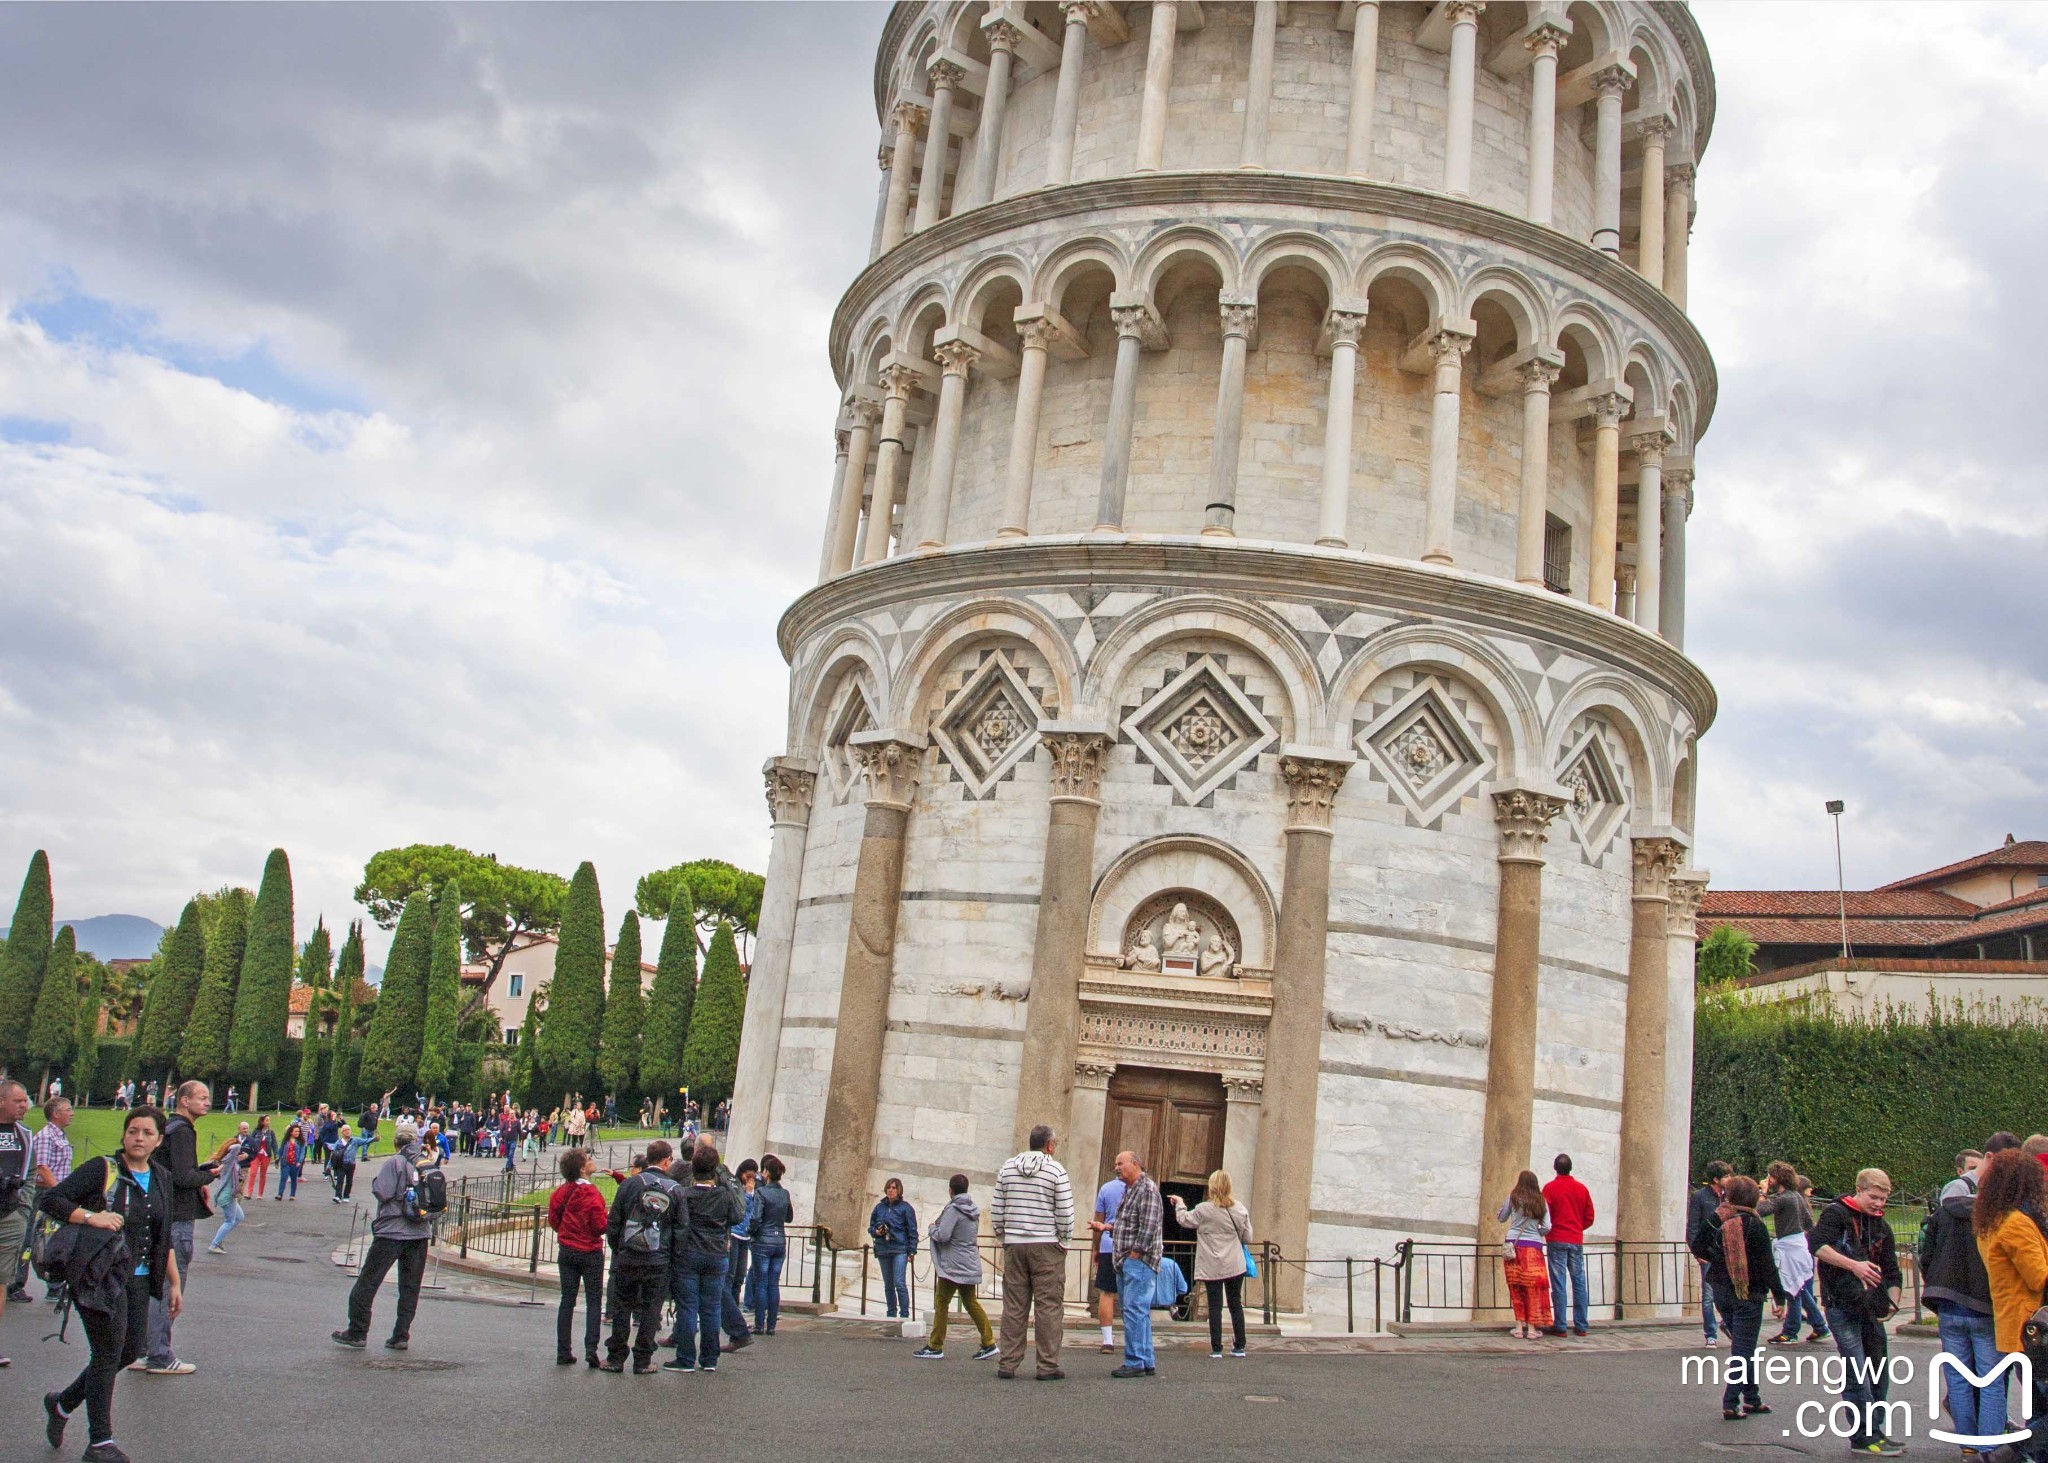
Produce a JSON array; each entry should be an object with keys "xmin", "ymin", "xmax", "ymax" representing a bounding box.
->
[
  {"xmin": 1701, "ymin": 890, "xmax": 1975, "ymax": 918},
  {"xmin": 1702, "ymin": 916, "xmax": 1980, "ymax": 948},
  {"xmin": 289, "ymin": 980, "xmax": 373, "ymax": 1012},
  {"xmin": 1740, "ymin": 956, "xmax": 2048, "ymax": 989},
  {"xmin": 1879, "ymin": 839, "xmax": 2048, "ymax": 891}
]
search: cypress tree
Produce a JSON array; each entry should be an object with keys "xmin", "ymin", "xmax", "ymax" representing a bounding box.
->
[
  {"xmin": 229, "ymin": 848, "xmax": 295, "ymax": 1101},
  {"xmin": 681, "ymin": 920, "xmax": 745, "ymax": 1109},
  {"xmin": 27, "ymin": 925, "xmax": 78, "ymax": 1091},
  {"xmin": 417, "ymin": 881, "xmax": 463, "ymax": 1095},
  {"xmin": 74, "ymin": 953, "xmax": 106, "ymax": 1092},
  {"xmin": 639, "ymin": 889, "xmax": 697, "ymax": 1118},
  {"xmin": 597, "ymin": 910, "xmax": 645, "ymax": 1103},
  {"xmin": 0, "ymin": 850, "xmax": 54, "ymax": 1070},
  {"xmin": 135, "ymin": 900, "xmax": 206, "ymax": 1081},
  {"xmin": 359, "ymin": 892, "xmax": 430, "ymax": 1098},
  {"xmin": 179, "ymin": 889, "xmax": 248, "ymax": 1087},
  {"xmin": 510, "ymin": 986, "xmax": 546, "ymax": 1107},
  {"xmin": 326, "ymin": 922, "xmax": 363, "ymax": 1108},
  {"xmin": 536, "ymin": 862, "xmax": 604, "ymax": 1103},
  {"xmin": 293, "ymin": 920, "xmax": 333, "ymax": 1108}
]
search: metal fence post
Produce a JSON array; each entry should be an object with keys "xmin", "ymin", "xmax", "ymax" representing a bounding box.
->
[
  {"xmin": 1345, "ymin": 1258, "xmax": 1355, "ymax": 1334},
  {"xmin": 1613, "ymin": 1239, "xmax": 1625, "ymax": 1322},
  {"xmin": 860, "ymin": 1246, "xmax": 870, "ymax": 1316},
  {"xmin": 459, "ymin": 1195, "xmax": 470, "ymax": 1259},
  {"xmin": 529, "ymin": 1207, "xmax": 543, "ymax": 1274},
  {"xmin": 1395, "ymin": 1239, "xmax": 1412, "ymax": 1324}
]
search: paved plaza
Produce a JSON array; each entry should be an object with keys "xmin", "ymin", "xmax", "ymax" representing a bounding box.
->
[{"xmin": 3, "ymin": 1179, "xmax": 1952, "ymax": 1462}]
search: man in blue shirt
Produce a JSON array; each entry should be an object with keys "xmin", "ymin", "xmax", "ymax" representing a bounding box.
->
[{"xmin": 1087, "ymin": 1169, "xmax": 1126, "ymax": 1354}]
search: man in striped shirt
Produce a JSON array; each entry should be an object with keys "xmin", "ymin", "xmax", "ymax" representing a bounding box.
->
[
  {"xmin": 1108, "ymin": 1150, "xmax": 1164, "ymax": 1379},
  {"xmin": 9, "ymin": 1097, "xmax": 71, "ymax": 1304},
  {"xmin": 990, "ymin": 1124, "xmax": 1074, "ymax": 1380}
]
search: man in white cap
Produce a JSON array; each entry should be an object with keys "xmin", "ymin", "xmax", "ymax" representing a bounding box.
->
[{"xmin": 332, "ymin": 1120, "xmax": 432, "ymax": 1351}]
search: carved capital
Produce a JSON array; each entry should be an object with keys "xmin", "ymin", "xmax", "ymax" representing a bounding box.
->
[
  {"xmin": 1061, "ymin": 0, "xmax": 1099, "ymax": 27},
  {"xmin": 1280, "ymin": 754, "xmax": 1351, "ymax": 832},
  {"xmin": 1493, "ymin": 788, "xmax": 1566, "ymax": 863},
  {"xmin": 1630, "ymin": 836, "xmax": 1685, "ymax": 902},
  {"xmin": 851, "ymin": 735, "xmax": 923, "ymax": 811},
  {"xmin": 834, "ymin": 428, "xmax": 850, "ymax": 459},
  {"xmin": 983, "ymin": 19, "xmax": 1024, "ymax": 55},
  {"xmin": 1667, "ymin": 871, "xmax": 1709, "ymax": 938},
  {"xmin": 1524, "ymin": 23, "xmax": 1568, "ymax": 59},
  {"xmin": 1629, "ymin": 427, "xmax": 1674, "ymax": 465},
  {"xmin": 1221, "ymin": 1072, "xmax": 1264, "ymax": 1099},
  {"xmin": 1043, "ymin": 730, "xmax": 1111, "ymax": 802},
  {"xmin": 1219, "ymin": 301, "xmax": 1258, "ymax": 340},
  {"xmin": 877, "ymin": 144, "xmax": 893, "ymax": 173},
  {"xmin": 1446, "ymin": 1, "xmax": 1485, "ymax": 24},
  {"xmin": 1589, "ymin": 391, "xmax": 1630, "ymax": 429},
  {"xmin": 891, "ymin": 100, "xmax": 930, "ymax": 134},
  {"xmin": 1518, "ymin": 358, "xmax": 1562, "ymax": 394},
  {"xmin": 933, "ymin": 339, "xmax": 980, "ymax": 378},
  {"xmin": 877, "ymin": 361, "xmax": 923, "ymax": 400},
  {"xmin": 1666, "ymin": 162, "xmax": 1697, "ymax": 191},
  {"xmin": 927, "ymin": 59, "xmax": 966, "ymax": 93},
  {"xmin": 1590, "ymin": 63, "xmax": 1633, "ymax": 99},
  {"xmin": 1639, "ymin": 115, "xmax": 1675, "ymax": 144},
  {"xmin": 1074, "ymin": 1059, "xmax": 1118, "ymax": 1087},
  {"xmin": 847, "ymin": 397, "xmax": 883, "ymax": 429},
  {"xmin": 1325, "ymin": 309, "xmax": 1367, "ymax": 349},
  {"xmin": 1017, "ymin": 316, "xmax": 1062, "ymax": 352},
  {"xmin": 764, "ymin": 759, "xmax": 818, "ymax": 827},
  {"xmin": 1429, "ymin": 330, "xmax": 1475, "ymax": 372},
  {"xmin": 1664, "ymin": 466, "xmax": 1695, "ymax": 513}
]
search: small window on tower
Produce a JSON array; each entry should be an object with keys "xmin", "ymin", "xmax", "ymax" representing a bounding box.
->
[
  {"xmin": 1543, "ymin": 515, "xmax": 1572, "ymax": 595},
  {"xmin": 510, "ymin": 973, "xmax": 523, "ymax": 998}
]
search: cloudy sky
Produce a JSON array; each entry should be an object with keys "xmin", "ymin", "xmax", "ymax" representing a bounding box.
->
[{"xmin": 0, "ymin": 2, "xmax": 2041, "ymax": 956}]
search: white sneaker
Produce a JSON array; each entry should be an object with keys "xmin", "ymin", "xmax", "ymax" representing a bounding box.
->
[{"xmin": 146, "ymin": 1361, "xmax": 196, "ymax": 1375}]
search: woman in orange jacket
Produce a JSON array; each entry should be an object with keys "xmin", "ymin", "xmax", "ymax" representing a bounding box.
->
[{"xmin": 1973, "ymin": 1149, "xmax": 2048, "ymax": 1461}]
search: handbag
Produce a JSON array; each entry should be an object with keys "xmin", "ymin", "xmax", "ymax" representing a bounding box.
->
[{"xmin": 1230, "ymin": 1206, "xmax": 1258, "ymax": 1278}]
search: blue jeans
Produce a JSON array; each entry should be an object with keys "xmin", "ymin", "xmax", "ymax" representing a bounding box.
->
[
  {"xmin": 750, "ymin": 1243, "xmax": 784, "ymax": 1332},
  {"xmin": 146, "ymin": 1220, "xmax": 194, "ymax": 1366},
  {"xmin": 878, "ymin": 1251, "xmax": 911, "ymax": 1318},
  {"xmin": 1698, "ymin": 1261, "xmax": 1720, "ymax": 1340},
  {"xmin": 1774, "ymin": 1278, "xmax": 1828, "ymax": 1340},
  {"xmin": 211, "ymin": 1184, "xmax": 244, "ymax": 1249},
  {"xmin": 1825, "ymin": 1304, "xmax": 1892, "ymax": 1449},
  {"xmin": 1712, "ymin": 1285, "xmax": 1764, "ymax": 1410},
  {"xmin": 1118, "ymin": 1257, "xmax": 1158, "ymax": 1370},
  {"xmin": 1546, "ymin": 1243, "xmax": 1588, "ymax": 1332},
  {"xmin": 671, "ymin": 1250, "xmax": 728, "ymax": 1367},
  {"xmin": 1933, "ymin": 1304, "xmax": 2007, "ymax": 1446},
  {"xmin": 722, "ymin": 1239, "xmax": 751, "ymax": 1341}
]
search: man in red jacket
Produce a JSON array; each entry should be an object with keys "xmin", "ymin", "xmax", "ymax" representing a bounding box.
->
[{"xmin": 1541, "ymin": 1153, "xmax": 1596, "ymax": 1337}]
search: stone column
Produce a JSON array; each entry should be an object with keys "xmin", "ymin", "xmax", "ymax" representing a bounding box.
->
[
  {"xmin": 1241, "ymin": 0, "xmax": 1278, "ymax": 169},
  {"xmin": 1662, "ymin": 870, "xmax": 1708, "ymax": 1244},
  {"xmin": 728, "ymin": 757, "xmax": 817, "ymax": 1164},
  {"xmin": 1474, "ymin": 786, "xmax": 1566, "ymax": 1246},
  {"xmin": 914, "ymin": 62, "xmax": 963, "ymax": 233},
  {"xmin": 998, "ymin": 316, "xmax": 1058, "ymax": 538},
  {"xmin": 1513, "ymin": 359, "xmax": 1560, "ymax": 586},
  {"xmin": 1524, "ymin": 25, "xmax": 1565, "ymax": 225},
  {"xmin": 1664, "ymin": 165, "xmax": 1694, "ymax": 309},
  {"xmin": 1221, "ymin": 1073, "xmax": 1263, "ymax": 1201},
  {"xmin": 879, "ymin": 102, "xmax": 925, "ymax": 255},
  {"xmin": 861, "ymin": 363, "xmax": 919, "ymax": 565},
  {"xmin": 1590, "ymin": 67, "xmax": 1630, "ymax": 257},
  {"xmin": 1631, "ymin": 429, "xmax": 1671, "ymax": 636},
  {"xmin": 817, "ymin": 430, "xmax": 852, "ymax": 582},
  {"xmin": 1046, "ymin": 2, "xmax": 1092, "ymax": 187},
  {"xmin": 812, "ymin": 732, "xmax": 924, "ymax": 1245},
  {"xmin": 1617, "ymin": 836, "xmax": 1684, "ymax": 1262},
  {"xmin": 1421, "ymin": 329, "xmax": 1473, "ymax": 566},
  {"xmin": 868, "ymin": 145, "xmax": 893, "ymax": 261},
  {"xmin": 1065, "ymin": 1060, "xmax": 1116, "ymax": 1199},
  {"xmin": 827, "ymin": 400, "xmax": 878, "ymax": 577},
  {"xmin": 1254, "ymin": 752, "xmax": 1353, "ymax": 1312},
  {"xmin": 914, "ymin": 342, "xmax": 977, "ymax": 550},
  {"xmin": 970, "ymin": 22, "xmax": 1020, "ymax": 207},
  {"xmin": 1204, "ymin": 299, "xmax": 1257, "ymax": 537},
  {"xmin": 1637, "ymin": 117, "xmax": 1670, "ymax": 287},
  {"xmin": 1615, "ymin": 563, "xmax": 1636, "ymax": 623},
  {"xmin": 1345, "ymin": 2, "xmax": 1380, "ymax": 177},
  {"xmin": 1094, "ymin": 307, "xmax": 1149, "ymax": 531},
  {"xmin": 1588, "ymin": 392, "xmax": 1628, "ymax": 611},
  {"xmin": 1136, "ymin": 1, "xmax": 1177, "ymax": 172},
  {"xmin": 1660, "ymin": 467, "xmax": 1692, "ymax": 649},
  {"xmin": 1442, "ymin": 1, "xmax": 1483, "ymax": 196},
  {"xmin": 1315, "ymin": 309, "xmax": 1367, "ymax": 547},
  {"xmin": 1011, "ymin": 730, "xmax": 1111, "ymax": 1152}
]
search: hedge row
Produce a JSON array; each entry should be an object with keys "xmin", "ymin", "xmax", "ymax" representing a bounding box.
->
[
  {"xmin": 77, "ymin": 1035, "xmax": 497, "ymax": 1111},
  {"xmin": 1690, "ymin": 989, "xmax": 2048, "ymax": 1199}
]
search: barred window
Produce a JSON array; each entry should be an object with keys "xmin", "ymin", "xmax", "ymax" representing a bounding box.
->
[{"xmin": 1543, "ymin": 515, "xmax": 1572, "ymax": 595}]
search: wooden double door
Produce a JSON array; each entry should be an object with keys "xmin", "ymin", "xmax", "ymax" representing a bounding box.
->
[{"xmin": 1100, "ymin": 1065, "xmax": 1227, "ymax": 1190}]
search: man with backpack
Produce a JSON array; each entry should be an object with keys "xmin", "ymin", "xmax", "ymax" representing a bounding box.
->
[
  {"xmin": 144, "ymin": 1080, "xmax": 232, "ymax": 1376},
  {"xmin": 331, "ymin": 1119, "xmax": 437, "ymax": 1352},
  {"xmin": 603, "ymin": 1139, "xmax": 677, "ymax": 1373}
]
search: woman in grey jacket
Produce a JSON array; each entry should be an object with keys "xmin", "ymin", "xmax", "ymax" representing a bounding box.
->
[
  {"xmin": 912, "ymin": 1174, "xmax": 997, "ymax": 1361},
  {"xmin": 1168, "ymin": 1170, "xmax": 1254, "ymax": 1358}
]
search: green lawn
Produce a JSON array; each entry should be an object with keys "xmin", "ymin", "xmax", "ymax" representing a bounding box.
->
[{"xmin": 60, "ymin": 1107, "xmax": 404, "ymax": 1167}]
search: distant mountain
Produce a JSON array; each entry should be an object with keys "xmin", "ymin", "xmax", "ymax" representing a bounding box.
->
[{"xmin": 0, "ymin": 914, "xmax": 167, "ymax": 962}]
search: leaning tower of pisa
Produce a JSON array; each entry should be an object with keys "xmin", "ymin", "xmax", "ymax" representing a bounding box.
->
[{"xmin": 731, "ymin": 0, "xmax": 1715, "ymax": 1316}]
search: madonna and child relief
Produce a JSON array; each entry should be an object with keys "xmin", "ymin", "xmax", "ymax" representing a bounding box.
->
[{"xmin": 1123, "ymin": 895, "xmax": 1237, "ymax": 979}]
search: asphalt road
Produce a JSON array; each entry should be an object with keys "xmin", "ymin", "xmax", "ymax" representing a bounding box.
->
[{"xmin": 3, "ymin": 1187, "xmax": 1954, "ymax": 1463}]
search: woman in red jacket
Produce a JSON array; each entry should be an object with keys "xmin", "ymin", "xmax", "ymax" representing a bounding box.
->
[{"xmin": 547, "ymin": 1147, "xmax": 610, "ymax": 1367}]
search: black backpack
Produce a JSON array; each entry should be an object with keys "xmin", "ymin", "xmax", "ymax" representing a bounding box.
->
[
  {"xmin": 412, "ymin": 1167, "xmax": 448, "ymax": 1218},
  {"xmin": 619, "ymin": 1176, "xmax": 675, "ymax": 1255}
]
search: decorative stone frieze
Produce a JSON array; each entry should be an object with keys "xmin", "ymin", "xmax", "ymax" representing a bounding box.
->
[{"xmin": 1491, "ymin": 786, "xmax": 1566, "ymax": 864}]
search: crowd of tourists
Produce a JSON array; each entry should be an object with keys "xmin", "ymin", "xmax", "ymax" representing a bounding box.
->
[{"xmin": 1676, "ymin": 1135, "xmax": 2048, "ymax": 1461}]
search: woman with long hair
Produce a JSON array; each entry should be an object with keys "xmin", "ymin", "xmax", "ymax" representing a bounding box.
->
[
  {"xmin": 39, "ymin": 1106, "xmax": 183, "ymax": 1462},
  {"xmin": 1974, "ymin": 1149, "xmax": 2048, "ymax": 1457},
  {"xmin": 274, "ymin": 1122, "xmax": 304, "ymax": 1200},
  {"xmin": 1690, "ymin": 1174, "xmax": 1785, "ymax": 1420},
  {"xmin": 751, "ymin": 1155, "xmax": 793, "ymax": 1335},
  {"xmin": 1168, "ymin": 1169, "xmax": 1255, "ymax": 1358},
  {"xmin": 1497, "ymin": 1170, "xmax": 1552, "ymax": 1340}
]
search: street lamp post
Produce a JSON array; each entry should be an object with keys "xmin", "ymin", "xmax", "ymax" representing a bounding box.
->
[{"xmin": 1825, "ymin": 800, "xmax": 1851, "ymax": 965}]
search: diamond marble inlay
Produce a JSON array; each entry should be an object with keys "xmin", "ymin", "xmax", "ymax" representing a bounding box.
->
[
  {"xmin": 1356, "ymin": 678, "xmax": 1493, "ymax": 823},
  {"xmin": 930, "ymin": 652, "xmax": 1041, "ymax": 798},
  {"xmin": 1557, "ymin": 727, "xmax": 1628, "ymax": 856},
  {"xmin": 1122, "ymin": 654, "xmax": 1277, "ymax": 805}
]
